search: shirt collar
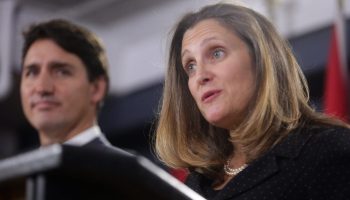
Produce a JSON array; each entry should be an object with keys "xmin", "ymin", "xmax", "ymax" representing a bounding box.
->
[{"xmin": 64, "ymin": 125, "xmax": 102, "ymax": 146}]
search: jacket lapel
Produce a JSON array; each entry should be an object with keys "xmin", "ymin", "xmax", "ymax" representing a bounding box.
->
[
  {"xmin": 214, "ymin": 127, "xmax": 313, "ymax": 200},
  {"xmin": 214, "ymin": 153, "xmax": 279, "ymax": 200}
]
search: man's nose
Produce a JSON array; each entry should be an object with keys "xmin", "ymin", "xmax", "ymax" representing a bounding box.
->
[{"xmin": 35, "ymin": 73, "xmax": 54, "ymax": 94}]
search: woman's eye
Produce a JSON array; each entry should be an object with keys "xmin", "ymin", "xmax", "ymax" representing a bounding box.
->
[
  {"xmin": 213, "ymin": 49, "xmax": 224, "ymax": 59},
  {"xmin": 184, "ymin": 62, "xmax": 196, "ymax": 75}
]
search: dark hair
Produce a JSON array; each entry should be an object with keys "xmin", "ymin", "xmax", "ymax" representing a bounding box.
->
[{"xmin": 22, "ymin": 19, "xmax": 109, "ymax": 97}]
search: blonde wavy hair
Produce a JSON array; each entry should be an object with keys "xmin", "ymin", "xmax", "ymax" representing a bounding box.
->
[{"xmin": 154, "ymin": 3, "xmax": 347, "ymax": 178}]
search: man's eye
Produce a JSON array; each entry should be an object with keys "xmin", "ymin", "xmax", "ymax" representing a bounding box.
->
[
  {"xmin": 55, "ymin": 68, "xmax": 71, "ymax": 76},
  {"xmin": 24, "ymin": 68, "xmax": 39, "ymax": 77}
]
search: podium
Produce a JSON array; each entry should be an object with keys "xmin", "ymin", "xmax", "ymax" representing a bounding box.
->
[{"xmin": 0, "ymin": 144, "xmax": 205, "ymax": 200}]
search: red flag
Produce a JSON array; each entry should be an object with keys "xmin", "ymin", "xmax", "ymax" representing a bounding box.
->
[
  {"xmin": 324, "ymin": 0, "xmax": 348, "ymax": 122},
  {"xmin": 170, "ymin": 168, "xmax": 188, "ymax": 182}
]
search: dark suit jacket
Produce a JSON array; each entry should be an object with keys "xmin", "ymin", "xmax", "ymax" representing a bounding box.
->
[
  {"xmin": 84, "ymin": 133, "xmax": 112, "ymax": 147},
  {"xmin": 46, "ymin": 134, "xmax": 133, "ymax": 199},
  {"xmin": 80, "ymin": 133, "xmax": 133, "ymax": 157},
  {"xmin": 186, "ymin": 124, "xmax": 350, "ymax": 200}
]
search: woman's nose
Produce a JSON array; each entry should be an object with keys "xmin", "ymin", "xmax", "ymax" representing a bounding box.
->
[{"xmin": 196, "ymin": 65, "xmax": 213, "ymax": 85}]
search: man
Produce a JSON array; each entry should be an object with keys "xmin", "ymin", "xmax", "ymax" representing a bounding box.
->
[{"xmin": 20, "ymin": 19, "xmax": 114, "ymax": 148}]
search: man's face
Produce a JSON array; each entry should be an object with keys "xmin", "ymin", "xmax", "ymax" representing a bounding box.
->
[{"xmin": 20, "ymin": 39, "xmax": 105, "ymax": 138}]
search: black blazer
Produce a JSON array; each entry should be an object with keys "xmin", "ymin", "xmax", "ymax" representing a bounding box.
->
[
  {"xmin": 83, "ymin": 133, "xmax": 112, "ymax": 148},
  {"xmin": 71, "ymin": 133, "xmax": 133, "ymax": 157},
  {"xmin": 186, "ymin": 124, "xmax": 350, "ymax": 200}
]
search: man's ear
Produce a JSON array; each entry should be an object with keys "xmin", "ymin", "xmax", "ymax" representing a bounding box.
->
[{"xmin": 90, "ymin": 76, "xmax": 107, "ymax": 105}]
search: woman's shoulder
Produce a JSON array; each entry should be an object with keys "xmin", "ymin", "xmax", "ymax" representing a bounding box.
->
[
  {"xmin": 271, "ymin": 123, "xmax": 350, "ymax": 162},
  {"xmin": 300, "ymin": 123, "xmax": 350, "ymax": 197},
  {"xmin": 185, "ymin": 171, "xmax": 210, "ymax": 195},
  {"xmin": 306, "ymin": 123, "xmax": 350, "ymax": 141},
  {"xmin": 185, "ymin": 170, "xmax": 207, "ymax": 188},
  {"xmin": 304, "ymin": 123, "xmax": 350, "ymax": 155}
]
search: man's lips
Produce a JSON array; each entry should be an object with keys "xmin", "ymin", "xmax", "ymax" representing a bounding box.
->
[
  {"xmin": 31, "ymin": 100, "xmax": 60, "ymax": 110},
  {"xmin": 201, "ymin": 90, "xmax": 221, "ymax": 103}
]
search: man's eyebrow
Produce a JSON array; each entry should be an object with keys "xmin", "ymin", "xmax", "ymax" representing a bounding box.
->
[
  {"xmin": 22, "ymin": 63, "xmax": 39, "ymax": 71},
  {"xmin": 48, "ymin": 61, "xmax": 73, "ymax": 68}
]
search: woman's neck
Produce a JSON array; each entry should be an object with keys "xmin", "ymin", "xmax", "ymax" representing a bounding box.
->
[{"xmin": 212, "ymin": 143, "xmax": 247, "ymax": 190}]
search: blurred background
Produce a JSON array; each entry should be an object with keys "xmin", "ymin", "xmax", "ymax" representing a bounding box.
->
[{"xmin": 0, "ymin": 0, "xmax": 349, "ymax": 165}]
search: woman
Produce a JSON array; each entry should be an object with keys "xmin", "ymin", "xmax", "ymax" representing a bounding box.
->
[{"xmin": 155, "ymin": 3, "xmax": 350, "ymax": 200}]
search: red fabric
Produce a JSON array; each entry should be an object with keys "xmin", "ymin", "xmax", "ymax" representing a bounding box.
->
[
  {"xmin": 170, "ymin": 168, "xmax": 188, "ymax": 182},
  {"xmin": 324, "ymin": 26, "xmax": 348, "ymax": 121}
]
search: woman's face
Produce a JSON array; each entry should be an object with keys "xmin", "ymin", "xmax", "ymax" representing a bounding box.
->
[{"xmin": 181, "ymin": 19, "xmax": 255, "ymax": 129}]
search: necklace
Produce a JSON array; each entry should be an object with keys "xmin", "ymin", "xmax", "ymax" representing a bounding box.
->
[{"xmin": 224, "ymin": 161, "xmax": 248, "ymax": 176}]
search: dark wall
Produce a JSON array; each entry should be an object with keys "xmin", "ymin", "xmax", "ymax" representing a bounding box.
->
[{"xmin": 99, "ymin": 83, "xmax": 163, "ymax": 162}]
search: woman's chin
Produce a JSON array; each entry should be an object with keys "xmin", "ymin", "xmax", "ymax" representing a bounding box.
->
[
  {"xmin": 205, "ymin": 115, "xmax": 226, "ymax": 128},
  {"xmin": 205, "ymin": 113, "xmax": 239, "ymax": 130}
]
